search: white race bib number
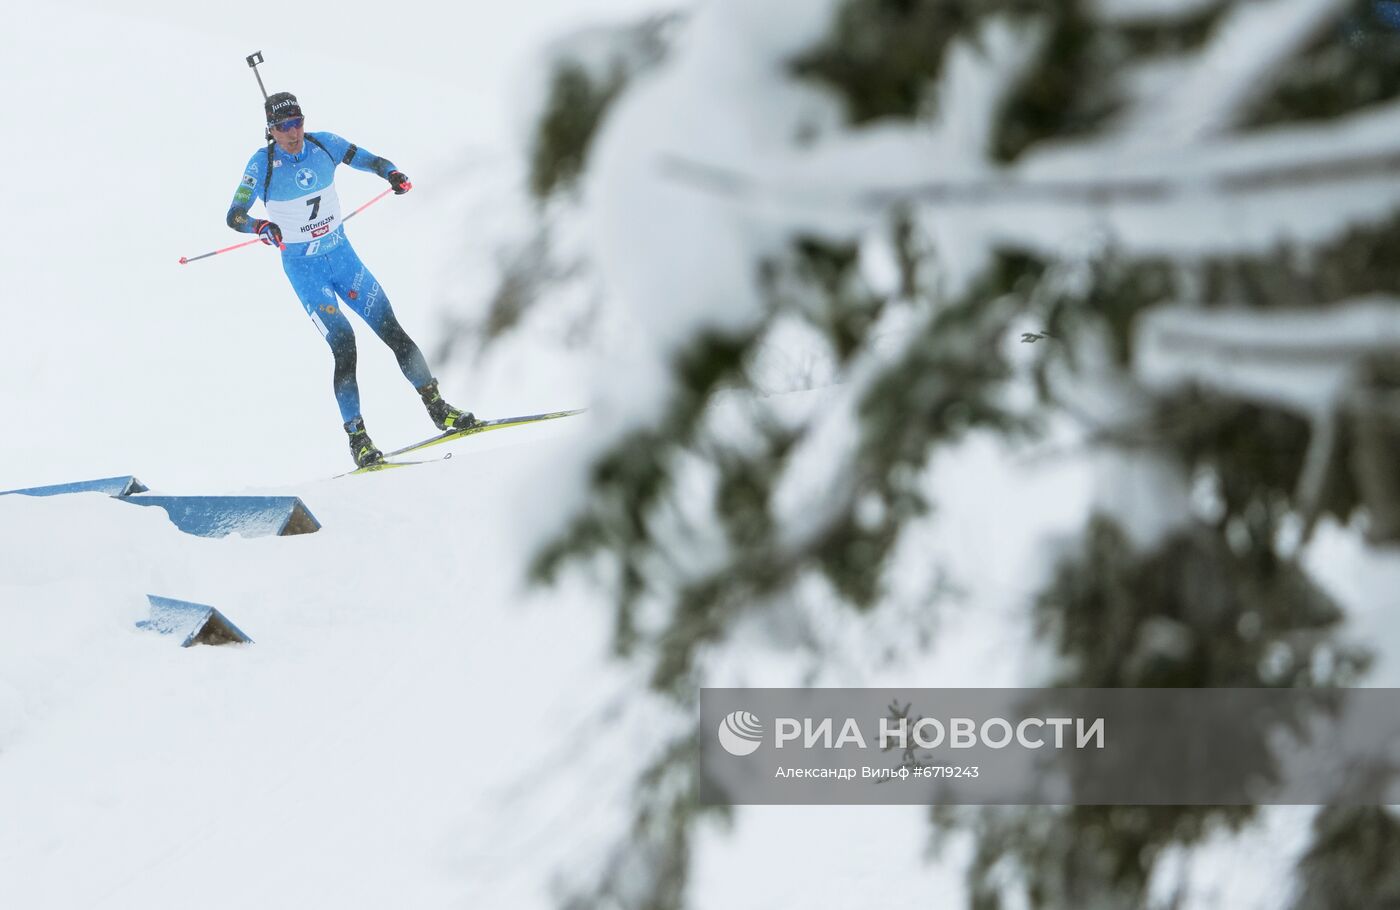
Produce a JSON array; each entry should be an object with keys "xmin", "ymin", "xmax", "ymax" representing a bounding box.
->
[{"xmin": 266, "ymin": 186, "xmax": 343, "ymax": 246}]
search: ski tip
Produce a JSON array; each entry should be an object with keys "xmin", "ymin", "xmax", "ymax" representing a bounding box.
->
[{"xmin": 178, "ymin": 257, "xmax": 188, "ymax": 265}]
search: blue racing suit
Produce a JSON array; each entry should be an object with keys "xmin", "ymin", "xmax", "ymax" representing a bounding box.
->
[{"xmin": 226, "ymin": 132, "xmax": 432, "ymax": 425}]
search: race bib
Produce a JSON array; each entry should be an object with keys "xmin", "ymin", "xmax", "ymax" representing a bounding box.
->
[{"xmin": 265, "ymin": 184, "xmax": 343, "ymax": 246}]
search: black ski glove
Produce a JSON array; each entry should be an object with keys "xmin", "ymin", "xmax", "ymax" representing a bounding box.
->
[
  {"xmin": 254, "ymin": 219, "xmax": 283, "ymax": 247},
  {"xmin": 387, "ymin": 170, "xmax": 413, "ymax": 195}
]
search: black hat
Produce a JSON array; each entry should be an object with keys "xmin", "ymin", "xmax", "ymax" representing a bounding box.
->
[{"xmin": 265, "ymin": 92, "xmax": 303, "ymax": 125}]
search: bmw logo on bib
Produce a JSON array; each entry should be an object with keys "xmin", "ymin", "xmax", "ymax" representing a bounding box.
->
[{"xmin": 295, "ymin": 167, "xmax": 318, "ymax": 191}]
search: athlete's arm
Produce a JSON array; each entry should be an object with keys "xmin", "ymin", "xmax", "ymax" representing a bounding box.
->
[
  {"xmin": 226, "ymin": 152, "xmax": 266, "ymax": 233},
  {"xmin": 313, "ymin": 131, "xmax": 398, "ymax": 179}
]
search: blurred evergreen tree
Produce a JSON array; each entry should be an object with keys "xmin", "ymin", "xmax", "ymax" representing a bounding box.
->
[
  {"xmin": 1291, "ymin": 805, "xmax": 1400, "ymax": 909},
  {"xmin": 530, "ymin": 61, "xmax": 629, "ymax": 201},
  {"xmin": 528, "ymin": 17, "xmax": 675, "ymax": 202},
  {"xmin": 512, "ymin": 1, "xmax": 1400, "ymax": 906}
]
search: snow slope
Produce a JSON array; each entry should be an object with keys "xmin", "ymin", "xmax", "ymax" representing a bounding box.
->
[{"xmin": 0, "ymin": 433, "xmax": 618, "ymax": 908}]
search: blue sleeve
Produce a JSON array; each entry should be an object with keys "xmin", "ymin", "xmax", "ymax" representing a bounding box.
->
[
  {"xmin": 226, "ymin": 149, "xmax": 266, "ymax": 233},
  {"xmin": 313, "ymin": 131, "xmax": 398, "ymax": 179}
]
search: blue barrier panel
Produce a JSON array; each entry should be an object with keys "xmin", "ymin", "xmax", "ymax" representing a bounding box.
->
[
  {"xmin": 0, "ymin": 476, "xmax": 149, "ymax": 498},
  {"xmin": 122, "ymin": 496, "xmax": 321, "ymax": 538},
  {"xmin": 137, "ymin": 595, "xmax": 253, "ymax": 647}
]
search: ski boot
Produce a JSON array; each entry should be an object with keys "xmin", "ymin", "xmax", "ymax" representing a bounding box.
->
[
  {"xmin": 418, "ymin": 379, "xmax": 477, "ymax": 432},
  {"xmin": 345, "ymin": 417, "xmax": 385, "ymax": 468}
]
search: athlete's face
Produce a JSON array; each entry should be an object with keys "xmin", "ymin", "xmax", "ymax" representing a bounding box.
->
[{"xmin": 271, "ymin": 117, "xmax": 305, "ymax": 155}]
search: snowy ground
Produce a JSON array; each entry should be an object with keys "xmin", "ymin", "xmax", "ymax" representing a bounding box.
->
[
  {"xmin": 4, "ymin": 2, "xmax": 1399, "ymax": 908},
  {"xmin": 0, "ymin": 422, "xmax": 1061, "ymax": 908},
  {"xmin": 0, "ymin": 437, "xmax": 615, "ymax": 907}
]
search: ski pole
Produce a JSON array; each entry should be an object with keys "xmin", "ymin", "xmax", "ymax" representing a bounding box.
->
[
  {"xmin": 179, "ymin": 236, "xmax": 264, "ymax": 265},
  {"xmin": 178, "ymin": 189, "xmax": 397, "ymax": 265},
  {"xmin": 344, "ymin": 187, "xmax": 394, "ymax": 219}
]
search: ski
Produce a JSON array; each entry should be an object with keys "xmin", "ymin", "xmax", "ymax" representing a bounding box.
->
[
  {"xmin": 334, "ymin": 452, "xmax": 453, "ymax": 479},
  {"xmin": 384, "ymin": 408, "xmax": 586, "ymax": 459}
]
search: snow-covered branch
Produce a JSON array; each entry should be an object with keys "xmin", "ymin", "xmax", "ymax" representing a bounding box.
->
[{"xmin": 1135, "ymin": 297, "xmax": 1400, "ymax": 417}]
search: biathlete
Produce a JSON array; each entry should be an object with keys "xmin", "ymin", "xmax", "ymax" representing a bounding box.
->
[{"xmin": 227, "ymin": 90, "xmax": 474, "ymax": 467}]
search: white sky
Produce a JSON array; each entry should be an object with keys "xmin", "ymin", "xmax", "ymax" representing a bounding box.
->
[
  {"xmin": 37, "ymin": 0, "xmax": 677, "ymax": 160},
  {"xmin": 53, "ymin": 0, "xmax": 673, "ymax": 83}
]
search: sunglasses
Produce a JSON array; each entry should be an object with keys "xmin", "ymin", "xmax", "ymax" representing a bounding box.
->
[{"xmin": 270, "ymin": 117, "xmax": 304, "ymax": 132}]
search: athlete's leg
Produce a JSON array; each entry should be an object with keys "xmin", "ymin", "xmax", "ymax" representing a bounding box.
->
[
  {"xmin": 324, "ymin": 241, "xmax": 475, "ymax": 430},
  {"xmin": 327, "ymin": 243, "xmax": 433, "ymax": 388},
  {"xmin": 282, "ymin": 256, "xmax": 362, "ymax": 425}
]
